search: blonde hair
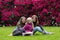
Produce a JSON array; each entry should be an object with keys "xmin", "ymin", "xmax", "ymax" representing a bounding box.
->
[
  {"xmin": 26, "ymin": 17, "xmax": 32, "ymax": 23},
  {"xmin": 26, "ymin": 17, "xmax": 34, "ymax": 28}
]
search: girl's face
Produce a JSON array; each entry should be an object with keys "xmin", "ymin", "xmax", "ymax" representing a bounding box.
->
[
  {"xmin": 27, "ymin": 17, "xmax": 32, "ymax": 23},
  {"xmin": 21, "ymin": 17, "xmax": 26, "ymax": 23},
  {"xmin": 27, "ymin": 20, "xmax": 32, "ymax": 23},
  {"xmin": 32, "ymin": 15, "xmax": 37, "ymax": 22}
]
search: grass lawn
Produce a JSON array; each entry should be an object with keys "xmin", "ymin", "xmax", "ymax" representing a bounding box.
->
[{"xmin": 0, "ymin": 26, "xmax": 60, "ymax": 40}]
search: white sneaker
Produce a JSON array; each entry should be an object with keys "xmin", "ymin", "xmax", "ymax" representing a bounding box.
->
[
  {"xmin": 8, "ymin": 34, "xmax": 13, "ymax": 36},
  {"xmin": 44, "ymin": 32, "xmax": 53, "ymax": 35},
  {"xmin": 47, "ymin": 32, "xmax": 53, "ymax": 35}
]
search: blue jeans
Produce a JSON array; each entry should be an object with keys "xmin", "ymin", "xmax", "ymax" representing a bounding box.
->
[
  {"xmin": 33, "ymin": 26, "xmax": 49, "ymax": 34},
  {"xmin": 13, "ymin": 27, "xmax": 25, "ymax": 36}
]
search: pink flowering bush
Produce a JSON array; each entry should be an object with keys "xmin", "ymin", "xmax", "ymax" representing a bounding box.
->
[{"xmin": 0, "ymin": 0, "xmax": 60, "ymax": 26}]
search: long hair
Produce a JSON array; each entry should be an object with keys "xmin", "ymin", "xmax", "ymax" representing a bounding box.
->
[
  {"xmin": 16, "ymin": 16, "xmax": 26, "ymax": 27},
  {"xmin": 32, "ymin": 15, "xmax": 44, "ymax": 31},
  {"xmin": 32, "ymin": 15, "xmax": 39, "ymax": 26}
]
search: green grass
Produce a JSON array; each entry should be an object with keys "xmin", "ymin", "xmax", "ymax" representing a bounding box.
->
[{"xmin": 0, "ymin": 26, "xmax": 60, "ymax": 40}]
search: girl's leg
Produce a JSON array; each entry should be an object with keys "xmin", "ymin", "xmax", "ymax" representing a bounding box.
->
[
  {"xmin": 38, "ymin": 25, "xmax": 44, "ymax": 31},
  {"xmin": 36, "ymin": 26, "xmax": 53, "ymax": 34},
  {"xmin": 12, "ymin": 27, "xmax": 22, "ymax": 36},
  {"xmin": 35, "ymin": 26, "xmax": 43, "ymax": 32},
  {"xmin": 13, "ymin": 30, "xmax": 22, "ymax": 36},
  {"xmin": 33, "ymin": 27, "xmax": 37, "ymax": 34}
]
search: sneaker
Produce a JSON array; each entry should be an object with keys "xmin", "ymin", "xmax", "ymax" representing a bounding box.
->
[
  {"xmin": 42, "ymin": 31, "xmax": 53, "ymax": 35},
  {"xmin": 44, "ymin": 32, "xmax": 53, "ymax": 35},
  {"xmin": 47, "ymin": 32, "xmax": 53, "ymax": 35},
  {"xmin": 8, "ymin": 34, "xmax": 13, "ymax": 36}
]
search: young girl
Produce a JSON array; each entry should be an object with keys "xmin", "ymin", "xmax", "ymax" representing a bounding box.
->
[
  {"xmin": 9, "ymin": 16, "xmax": 26, "ymax": 36},
  {"xmin": 23, "ymin": 17, "xmax": 34, "ymax": 32}
]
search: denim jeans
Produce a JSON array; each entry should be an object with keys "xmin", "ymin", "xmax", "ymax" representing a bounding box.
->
[
  {"xmin": 33, "ymin": 26, "xmax": 49, "ymax": 34},
  {"xmin": 13, "ymin": 27, "xmax": 25, "ymax": 36}
]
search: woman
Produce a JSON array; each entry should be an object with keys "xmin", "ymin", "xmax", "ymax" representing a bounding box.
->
[
  {"xmin": 11, "ymin": 16, "xmax": 26, "ymax": 36},
  {"xmin": 32, "ymin": 15, "xmax": 53, "ymax": 35}
]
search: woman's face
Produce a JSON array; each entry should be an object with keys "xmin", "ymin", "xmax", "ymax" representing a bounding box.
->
[
  {"xmin": 21, "ymin": 17, "xmax": 26, "ymax": 23},
  {"xmin": 32, "ymin": 15, "xmax": 37, "ymax": 22}
]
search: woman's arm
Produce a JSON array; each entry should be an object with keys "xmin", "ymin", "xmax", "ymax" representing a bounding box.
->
[
  {"xmin": 23, "ymin": 22, "xmax": 27, "ymax": 28},
  {"xmin": 16, "ymin": 20, "xmax": 21, "ymax": 27},
  {"xmin": 32, "ymin": 23, "xmax": 34, "ymax": 28}
]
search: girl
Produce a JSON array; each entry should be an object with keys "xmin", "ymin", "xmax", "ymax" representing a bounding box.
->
[
  {"xmin": 9, "ymin": 16, "xmax": 26, "ymax": 36},
  {"xmin": 23, "ymin": 17, "xmax": 34, "ymax": 32},
  {"xmin": 32, "ymin": 15, "xmax": 53, "ymax": 35}
]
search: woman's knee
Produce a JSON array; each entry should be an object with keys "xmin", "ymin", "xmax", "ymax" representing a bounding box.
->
[{"xmin": 35, "ymin": 26, "xmax": 43, "ymax": 32}]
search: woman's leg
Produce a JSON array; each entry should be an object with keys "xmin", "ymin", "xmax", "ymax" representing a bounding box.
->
[
  {"xmin": 12, "ymin": 27, "xmax": 22, "ymax": 36},
  {"xmin": 35, "ymin": 26, "xmax": 43, "ymax": 32},
  {"xmin": 33, "ymin": 27, "xmax": 37, "ymax": 34},
  {"xmin": 35, "ymin": 26, "xmax": 53, "ymax": 34},
  {"xmin": 38, "ymin": 25, "xmax": 44, "ymax": 31}
]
